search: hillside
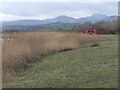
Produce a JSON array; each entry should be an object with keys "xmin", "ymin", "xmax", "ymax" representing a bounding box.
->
[
  {"xmin": 5, "ymin": 35, "xmax": 118, "ymax": 88},
  {"xmin": 2, "ymin": 23, "xmax": 81, "ymax": 32},
  {"xmin": 1, "ymin": 14, "xmax": 118, "ymax": 33},
  {"xmin": 1, "ymin": 14, "xmax": 117, "ymax": 27}
]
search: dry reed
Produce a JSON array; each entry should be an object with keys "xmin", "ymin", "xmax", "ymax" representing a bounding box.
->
[{"xmin": 2, "ymin": 31, "xmax": 103, "ymax": 84}]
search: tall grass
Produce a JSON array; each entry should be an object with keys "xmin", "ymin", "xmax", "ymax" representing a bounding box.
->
[{"xmin": 2, "ymin": 31, "xmax": 104, "ymax": 85}]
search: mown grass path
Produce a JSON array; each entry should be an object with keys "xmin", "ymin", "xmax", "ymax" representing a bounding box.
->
[{"xmin": 5, "ymin": 35, "xmax": 118, "ymax": 88}]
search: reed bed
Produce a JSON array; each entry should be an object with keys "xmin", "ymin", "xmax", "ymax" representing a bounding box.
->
[{"xmin": 2, "ymin": 31, "xmax": 104, "ymax": 85}]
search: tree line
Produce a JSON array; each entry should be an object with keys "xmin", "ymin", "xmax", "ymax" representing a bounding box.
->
[{"xmin": 70, "ymin": 20, "xmax": 118, "ymax": 34}]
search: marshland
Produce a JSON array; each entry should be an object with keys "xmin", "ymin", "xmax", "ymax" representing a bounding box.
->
[
  {"xmin": 1, "ymin": 31, "xmax": 118, "ymax": 88},
  {"xmin": 1, "ymin": 1, "xmax": 118, "ymax": 88},
  {"xmin": 2, "ymin": 31, "xmax": 103, "ymax": 84}
]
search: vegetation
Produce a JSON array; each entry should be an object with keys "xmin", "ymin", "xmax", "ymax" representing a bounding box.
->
[
  {"xmin": 2, "ymin": 31, "xmax": 104, "ymax": 85},
  {"xmin": 74, "ymin": 20, "xmax": 118, "ymax": 34},
  {"xmin": 2, "ymin": 23, "xmax": 81, "ymax": 32},
  {"xmin": 2, "ymin": 20, "xmax": 118, "ymax": 34},
  {"xmin": 4, "ymin": 35, "xmax": 118, "ymax": 88}
]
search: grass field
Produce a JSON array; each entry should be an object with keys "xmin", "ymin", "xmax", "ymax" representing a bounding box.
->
[
  {"xmin": 2, "ymin": 31, "xmax": 104, "ymax": 84},
  {"xmin": 4, "ymin": 35, "xmax": 118, "ymax": 88}
]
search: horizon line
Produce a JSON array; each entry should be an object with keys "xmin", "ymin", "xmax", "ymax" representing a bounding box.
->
[{"xmin": 0, "ymin": 13, "xmax": 118, "ymax": 22}]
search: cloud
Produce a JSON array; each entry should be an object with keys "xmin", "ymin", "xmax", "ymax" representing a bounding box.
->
[
  {"xmin": 0, "ymin": 13, "xmax": 25, "ymax": 21},
  {"xmin": 1, "ymin": 0, "xmax": 120, "ymax": 2},
  {"xmin": 0, "ymin": 13, "xmax": 56, "ymax": 21},
  {"xmin": 0, "ymin": 2, "xmax": 118, "ymax": 21}
]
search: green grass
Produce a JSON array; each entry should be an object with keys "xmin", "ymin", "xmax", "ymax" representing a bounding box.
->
[{"xmin": 5, "ymin": 35, "xmax": 118, "ymax": 88}]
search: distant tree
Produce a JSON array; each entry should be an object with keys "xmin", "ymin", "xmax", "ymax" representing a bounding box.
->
[
  {"xmin": 10, "ymin": 29, "xmax": 20, "ymax": 32},
  {"xmin": 73, "ymin": 20, "xmax": 118, "ymax": 34},
  {"xmin": 79, "ymin": 22, "xmax": 93, "ymax": 31},
  {"xmin": 92, "ymin": 20, "xmax": 118, "ymax": 34}
]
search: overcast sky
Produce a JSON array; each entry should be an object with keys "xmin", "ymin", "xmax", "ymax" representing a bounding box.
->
[{"xmin": 0, "ymin": 1, "xmax": 118, "ymax": 21}]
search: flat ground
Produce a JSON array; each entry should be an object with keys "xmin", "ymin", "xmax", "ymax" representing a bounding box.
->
[{"xmin": 5, "ymin": 35, "xmax": 118, "ymax": 88}]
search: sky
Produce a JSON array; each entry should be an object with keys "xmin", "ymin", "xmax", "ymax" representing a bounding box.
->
[{"xmin": 0, "ymin": 0, "xmax": 119, "ymax": 21}]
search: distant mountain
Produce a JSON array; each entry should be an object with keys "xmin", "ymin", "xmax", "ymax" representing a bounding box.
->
[
  {"xmin": 42, "ymin": 15, "xmax": 76, "ymax": 23},
  {"xmin": 1, "ymin": 14, "xmax": 118, "ymax": 27},
  {"xmin": 76, "ymin": 14, "xmax": 108, "ymax": 24},
  {"xmin": 2, "ymin": 20, "xmax": 43, "ymax": 26},
  {"xmin": 104, "ymin": 16, "xmax": 118, "ymax": 22},
  {"xmin": 1, "ymin": 15, "xmax": 77, "ymax": 26}
]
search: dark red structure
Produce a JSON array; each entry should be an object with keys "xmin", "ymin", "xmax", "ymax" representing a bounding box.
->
[{"xmin": 83, "ymin": 29, "xmax": 109, "ymax": 35}]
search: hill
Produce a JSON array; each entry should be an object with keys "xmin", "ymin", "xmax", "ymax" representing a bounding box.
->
[
  {"xmin": 1, "ymin": 14, "xmax": 117, "ymax": 27},
  {"xmin": 2, "ymin": 23, "xmax": 81, "ymax": 32},
  {"xmin": 1, "ymin": 14, "xmax": 117, "ymax": 33}
]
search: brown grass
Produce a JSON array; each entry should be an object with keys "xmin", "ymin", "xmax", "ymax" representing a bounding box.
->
[{"xmin": 2, "ymin": 31, "xmax": 104, "ymax": 85}]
